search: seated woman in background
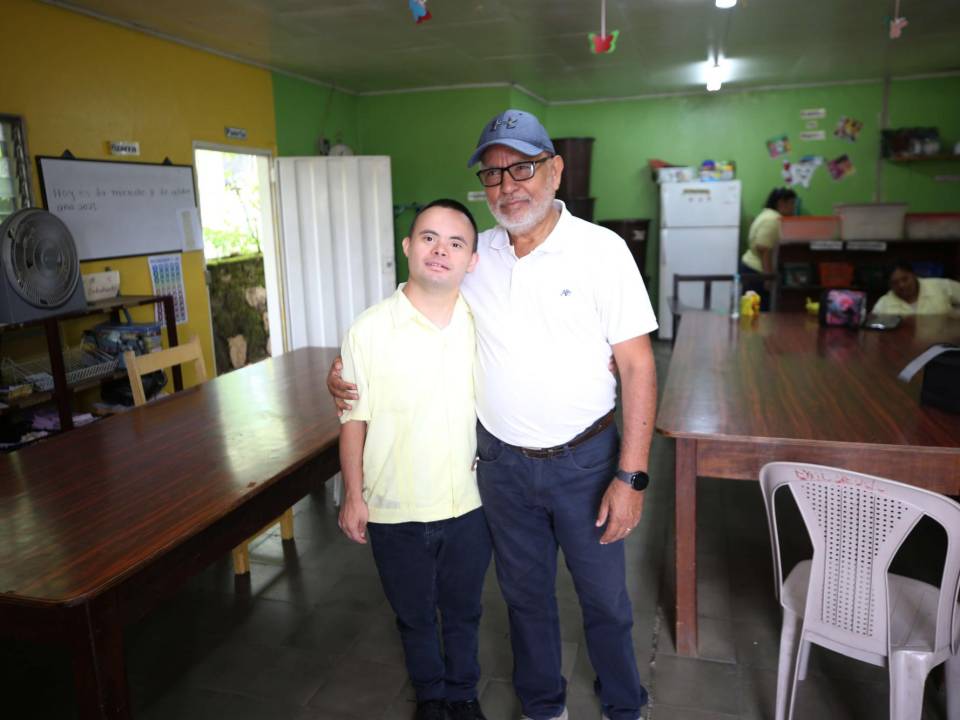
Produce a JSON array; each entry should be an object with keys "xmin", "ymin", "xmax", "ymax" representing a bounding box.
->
[
  {"xmin": 871, "ymin": 261, "xmax": 960, "ymax": 315},
  {"xmin": 740, "ymin": 187, "xmax": 797, "ymax": 309}
]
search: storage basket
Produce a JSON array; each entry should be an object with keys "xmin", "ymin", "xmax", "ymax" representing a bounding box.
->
[
  {"xmin": 835, "ymin": 203, "xmax": 907, "ymax": 241},
  {"xmin": 779, "ymin": 216, "xmax": 840, "ymax": 242},
  {"xmin": 1, "ymin": 348, "xmax": 119, "ymax": 392},
  {"xmin": 818, "ymin": 262, "xmax": 855, "ymax": 288},
  {"xmin": 904, "ymin": 213, "xmax": 960, "ymax": 240}
]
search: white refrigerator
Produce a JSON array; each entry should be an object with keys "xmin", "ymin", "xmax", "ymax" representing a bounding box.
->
[{"xmin": 658, "ymin": 180, "xmax": 741, "ymax": 340}]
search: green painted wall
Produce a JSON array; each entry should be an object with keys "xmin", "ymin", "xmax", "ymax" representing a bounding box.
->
[
  {"xmin": 272, "ymin": 73, "xmax": 359, "ymax": 155},
  {"xmin": 273, "ymin": 73, "xmax": 960, "ymax": 293},
  {"xmin": 884, "ymin": 76, "xmax": 960, "ymax": 211},
  {"xmin": 357, "ymin": 86, "xmax": 529, "ymax": 281},
  {"xmin": 545, "ymin": 75, "xmax": 960, "ymax": 301}
]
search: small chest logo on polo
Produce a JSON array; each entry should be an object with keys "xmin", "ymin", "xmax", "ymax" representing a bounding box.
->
[{"xmin": 560, "ymin": 289, "xmax": 573, "ymax": 297}]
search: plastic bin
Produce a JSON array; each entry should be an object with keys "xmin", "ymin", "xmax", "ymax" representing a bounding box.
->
[
  {"xmin": 819, "ymin": 262, "xmax": 855, "ymax": 288},
  {"xmin": 904, "ymin": 213, "xmax": 960, "ymax": 240},
  {"xmin": 779, "ymin": 216, "xmax": 840, "ymax": 242},
  {"xmin": 835, "ymin": 203, "xmax": 907, "ymax": 241}
]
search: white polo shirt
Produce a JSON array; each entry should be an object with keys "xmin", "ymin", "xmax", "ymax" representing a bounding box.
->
[{"xmin": 461, "ymin": 201, "xmax": 658, "ymax": 448}]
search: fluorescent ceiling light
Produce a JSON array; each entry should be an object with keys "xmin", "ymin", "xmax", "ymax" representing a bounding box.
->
[
  {"xmin": 706, "ymin": 63, "xmax": 723, "ymax": 91},
  {"xmin": 716, "ymin": 0, "xmax": 737, "ymax": 8}
]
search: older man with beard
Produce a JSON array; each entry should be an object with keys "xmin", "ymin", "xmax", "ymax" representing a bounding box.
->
[{"xmin": 331, "ymin": 109, "xmax": 657, "ymax": 720}]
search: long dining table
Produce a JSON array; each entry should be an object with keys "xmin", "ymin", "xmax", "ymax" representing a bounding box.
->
[
  {"xmin": 656, "ymin": 312, "xmax": 960, "ymax": 656},
  {"xmin": 0, "ymin": 347, "xmax": 342, "ymax": 719}
]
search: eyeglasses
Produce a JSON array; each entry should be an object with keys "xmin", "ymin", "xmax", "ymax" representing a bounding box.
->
[{"xmin": 476, "ymin": 157, "xmax": 553, "ymax": 187}]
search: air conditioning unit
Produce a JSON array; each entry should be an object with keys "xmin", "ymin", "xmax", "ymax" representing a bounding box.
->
[{"xmin": 0, "ymin": 208, "xmax": 88, "ymax": 324}]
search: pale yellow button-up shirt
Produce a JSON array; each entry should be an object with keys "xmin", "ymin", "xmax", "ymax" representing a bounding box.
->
[{"xmin": 339, "ymin": 287, "xmax": 481, "ymax": 524}]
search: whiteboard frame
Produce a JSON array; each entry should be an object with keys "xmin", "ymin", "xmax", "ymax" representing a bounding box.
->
[{"xmin": 36, "ymin": 155, "xmax": 199, "ymax": 261}]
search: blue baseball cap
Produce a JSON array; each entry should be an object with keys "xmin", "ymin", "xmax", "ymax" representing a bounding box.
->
[{"xmin": 467, "ymin": 109, "xmax": 555, "ymax": 167}]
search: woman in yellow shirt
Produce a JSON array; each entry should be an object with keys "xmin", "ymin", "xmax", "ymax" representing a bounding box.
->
[
  {"xmin": 871, "ymin": 262, "xmax": 960, "ymax": 315},
  {"xmin": 740, "ymin": 188, "xmax": 797, "ymax": 309}
]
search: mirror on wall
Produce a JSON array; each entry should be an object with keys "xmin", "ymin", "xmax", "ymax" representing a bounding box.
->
[{"xmin": 0, "ymin": 114, "xmax": 33, "ymax": 224}]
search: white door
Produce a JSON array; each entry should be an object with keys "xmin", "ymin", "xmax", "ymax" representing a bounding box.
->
[
  {"xmin": 658, "ymin": 227, "xmax": 739, "ymax": 340},
  {"xmin": 275, "ymin": 156, "xmax": 395, "ymax": 350}
]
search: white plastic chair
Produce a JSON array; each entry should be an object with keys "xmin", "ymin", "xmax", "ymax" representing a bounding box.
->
[{"xmin": 759, "ymin": 462, "xmax": 960, "ymax": 720}]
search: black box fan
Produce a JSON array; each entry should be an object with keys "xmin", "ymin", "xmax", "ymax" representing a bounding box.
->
[{"xmin": 0, "ymin": 208, "xmax": 88, "ymax": 324}]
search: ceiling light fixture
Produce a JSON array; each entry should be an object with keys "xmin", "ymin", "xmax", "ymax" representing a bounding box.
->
[
  {"xmin": 706, "ymin": 63, "xmax": 723, "ymax": 92},
  {"xmin": 715, "ymin": 0, "xmax": 737, "ymax": 8}
]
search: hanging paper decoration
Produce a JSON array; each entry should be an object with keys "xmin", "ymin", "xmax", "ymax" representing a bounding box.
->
[
  {"xmin": 590, "ymin": 30, "xmax": 619, "ymax": 54},
  {"xmin": 589, "ymin": 0, "xmax": 619, "ymax": 54},
  {"xmin": 889, "ymin": 0, "xmax": 908, "ymax": 38},
  {"xmin": 409, "ymin": 0, "xmax": 431, "ymax": 23}
]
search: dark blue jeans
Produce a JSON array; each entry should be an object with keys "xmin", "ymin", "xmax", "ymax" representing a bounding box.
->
[
  {"xmin": 476, "ymin": 421, "xmax": 647, "ymax": 720},
  {"xmin": 367, "ymin": 507, "xmax": 492, "ymax": 703}
]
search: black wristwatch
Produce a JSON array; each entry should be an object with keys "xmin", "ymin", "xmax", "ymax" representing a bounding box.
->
[{"xmin": 615, "ymin": 469, "xmax": 650, "ymax": 491}]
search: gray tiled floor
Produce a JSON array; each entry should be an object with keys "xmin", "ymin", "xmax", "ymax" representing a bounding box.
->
[{"xmin": 1, "ymin": 342, "xmax": 952, "ymax": 719}]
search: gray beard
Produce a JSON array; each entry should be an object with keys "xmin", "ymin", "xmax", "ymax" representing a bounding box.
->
[{"xmin": 489, "ymin": 194, "xmax": 555, "ymax": 235}]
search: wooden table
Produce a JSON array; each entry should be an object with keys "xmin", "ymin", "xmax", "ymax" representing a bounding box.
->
[
  {"xmin": 0, "ymin": 347, "xmax": 342, "ymax": 719},
  {"xmin": 656, "ymin": 312, "xmax": 960, "ymax": 656}
]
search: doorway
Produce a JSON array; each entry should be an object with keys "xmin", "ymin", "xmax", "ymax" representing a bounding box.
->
[{"xmin": 193, "ymin": 146, "xmax": 285, "ymax": 375}]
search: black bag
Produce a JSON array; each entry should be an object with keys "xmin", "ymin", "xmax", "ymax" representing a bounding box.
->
[
  {"xmin": 898, "ymin": 344, "xmax": 960, "ymax": 414},
  {"xmin": 100, "ymin": 370, "xmax": 167, "ymax": 407}
]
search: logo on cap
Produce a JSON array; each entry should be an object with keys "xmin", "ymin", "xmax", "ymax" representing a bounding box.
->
[{"xmin": 491, "ymin": 115, "xmax": 519, "ymax": 131}]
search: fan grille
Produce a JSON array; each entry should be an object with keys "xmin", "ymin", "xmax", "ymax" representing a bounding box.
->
[{"xmin": 1, "ymin": 209, "xmax": 81, "ymax": 308}]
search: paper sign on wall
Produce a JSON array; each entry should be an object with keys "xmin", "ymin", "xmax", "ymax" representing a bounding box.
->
[
  {"xmin": 827, "ymin": 154, "xmax": 855, "ymax": 181},
  {"xmin": 149, "ymin": 253, "xmax": 189, "ymax": 325},
  {"xmin": 782, "ymin": 156, "xmax": 823, "ymax": 188},
  {"xmin": 834, "ymin": 116, "xmax": 863, "ymax": 142},
  {"xmin": 800, "ymin": 108, "xmax": 826, "ymax": 120},
  {"xmin": 799, "ymin": 131, "xmax": 826, "ymax": 141},
  {"xmin": 766, "ymin": 134, "xmax": 791, "ymax": 158}
]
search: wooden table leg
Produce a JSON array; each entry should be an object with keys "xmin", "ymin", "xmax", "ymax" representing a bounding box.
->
[
  {"xmin": 70, "ymin": 594, "xmax": 131, "ymax": 719},
  {"xmin": 675, "ymin": 437, "xmax": 698, "ymax": 656}
]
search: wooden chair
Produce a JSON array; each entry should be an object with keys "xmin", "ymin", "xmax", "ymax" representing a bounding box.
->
[
  {"xmin": 670, "ymin": 272, "xmax": 779, "ymax": 343},
  {"xmin": 124, "ymin": 336, "xmax": 294, "ymax": 575}
]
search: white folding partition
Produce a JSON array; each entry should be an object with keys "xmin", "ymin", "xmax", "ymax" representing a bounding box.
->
[{"xmin": 275, "ymin": 156, "xmax": 396, "ymax": 351}]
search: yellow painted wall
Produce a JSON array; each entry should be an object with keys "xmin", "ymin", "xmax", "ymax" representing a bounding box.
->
[{"xmin": 2, "ymin": 0, "xmax": 278, "ymax": 387}]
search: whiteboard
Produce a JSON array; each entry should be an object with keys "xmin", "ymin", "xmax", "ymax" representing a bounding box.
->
[{"xmin": 37, "ymin": 157, "xmax": 202, "ymax": 260}]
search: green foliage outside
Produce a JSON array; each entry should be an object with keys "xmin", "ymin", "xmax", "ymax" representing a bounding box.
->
[
  {"xmin": 203, "ymin": 227, "xmax": 260, "ymax": 258},
  {"xmin": 202, "ymin": 154, "xmax": 262, "ymax": 259}
]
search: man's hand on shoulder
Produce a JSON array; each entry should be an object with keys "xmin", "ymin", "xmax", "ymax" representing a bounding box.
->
[
  {"xmin": 338, "ymin": 496, "xmax": 369, "ymax": 544},
  {"xmin": 595, "ymin": 478, "xmax": 645, "ymax": 545},
  {"xmin": 327, "ymin": 357, "xmax": 359, "ymax": 415}
]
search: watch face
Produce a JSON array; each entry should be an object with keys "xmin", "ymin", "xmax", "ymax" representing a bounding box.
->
[{"xmin": 617, "ymin": 469, "xmax": 649, "ymax": 490}]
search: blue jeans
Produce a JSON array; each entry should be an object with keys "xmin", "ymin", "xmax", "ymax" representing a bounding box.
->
[
  {"xmin": 476, "ymin": 421, "xmax": 647, "ymax": 720},
  {"xmin": 739, "ymin": 261, "xmax": 771, "ymax": 311},
  {"xmin": 367, "ymin": 507, "xmax": 492, "ymax": 703}
]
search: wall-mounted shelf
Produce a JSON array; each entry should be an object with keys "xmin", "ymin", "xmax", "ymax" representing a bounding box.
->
[
  {"xmin": 774, "ymin": 239, "xmax": 960, "ymax": 312},
  {"xmin": 0, "ymin": 295, "xmax": 180, "ymax": 433},
  {"xmin": 886, "ymin": 154, "xmax": 960, "ymax": 163}
]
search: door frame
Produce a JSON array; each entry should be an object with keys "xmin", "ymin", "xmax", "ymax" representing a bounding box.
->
[{"xmin": 191, "ymin": 141, "xmax": 288, "ymax": 362}]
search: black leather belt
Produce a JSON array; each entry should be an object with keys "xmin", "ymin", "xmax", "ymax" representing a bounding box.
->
[{"xmin": 508, "ymin": 410, "xmax": 616, "ymax": 459}]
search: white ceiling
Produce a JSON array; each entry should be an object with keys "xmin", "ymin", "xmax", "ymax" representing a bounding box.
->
[{"xmin": 49, "ymin": 0, "xmax": 960, "ymax": 101}]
